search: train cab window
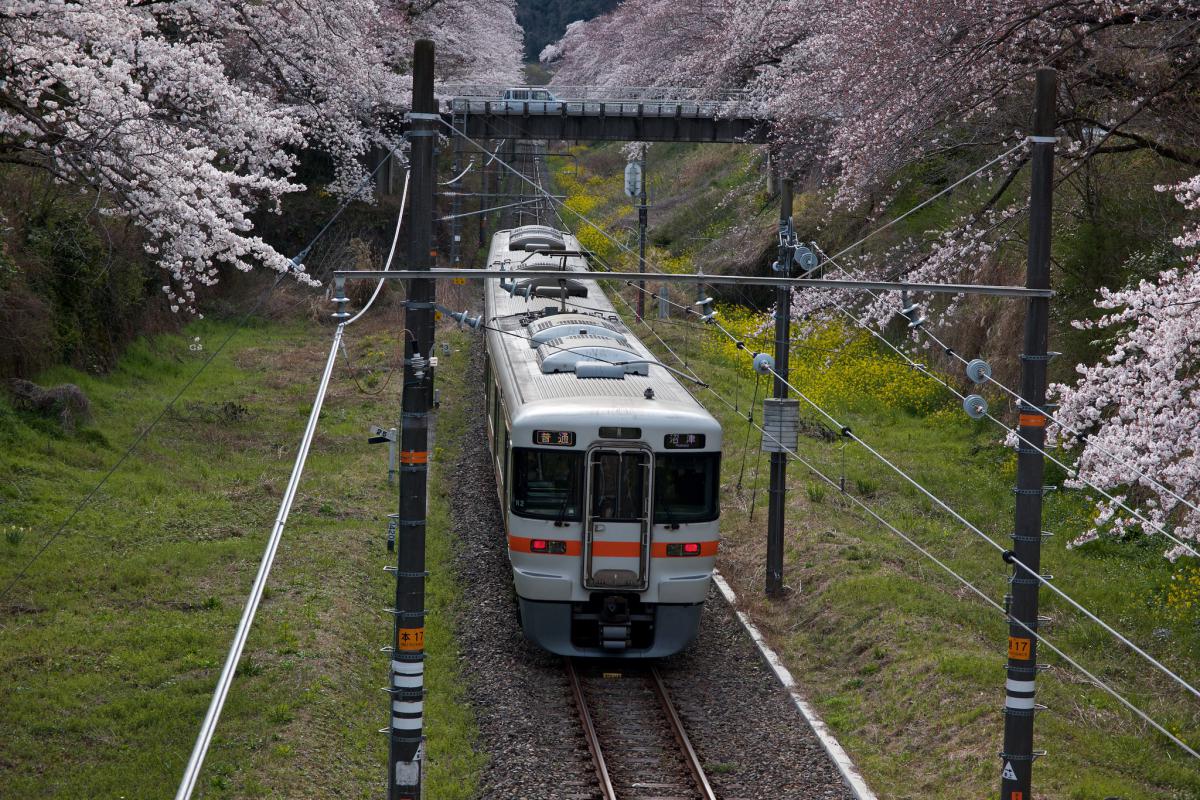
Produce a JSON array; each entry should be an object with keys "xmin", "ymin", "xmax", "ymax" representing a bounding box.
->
[
  {"xmin": 512, "ymin": 448, "xmax": 582, "ymax": 520},
  {"xmin": 589, "ymin": 451, "xmax": 647, "ymax": 522},
  {"xmin": 654, "ymin": 453, "xmax": 720, "ymax": 523}
]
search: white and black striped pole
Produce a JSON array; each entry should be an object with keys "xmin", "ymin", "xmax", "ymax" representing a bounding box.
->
[
  {"xmin": 388, "ymin": 38, "xmax": 436, "ymax": 800},
  {"xmin": 1000, "ymin": 67, "xmax": 1056, "ymax": 800}
]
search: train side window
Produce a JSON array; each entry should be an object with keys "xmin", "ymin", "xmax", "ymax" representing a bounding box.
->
[
  {"xmin": 484, "ymin": 353, "xmax": 492, "ymax": 412},
  {"xmin": 501, "ymin": 428, "xmax": 511, "ymax": 498},
  {"xmin": 653, "ymin": 453, "xmax": 720, "ymax": 523},
  {"xmin": 492, "ymin": 390, "xmax": 501, "ymax": 449},
  {"xmin": 485, "ymin": 373, "xmax": 494, "ymax": 438}
]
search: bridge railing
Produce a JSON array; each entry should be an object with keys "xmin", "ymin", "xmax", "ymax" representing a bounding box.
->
[{"xmin": 440, "ymin": 84, "xmax": 765, "ymax": 118}]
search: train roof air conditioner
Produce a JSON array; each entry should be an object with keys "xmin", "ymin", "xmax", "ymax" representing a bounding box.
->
[
  {"xmin": 535, "ymin": 335, "xmax": 647, "ymax": 378},
  {"xmin": 526, "ymin": 316, "xmax": 627, "ymax": 348}
]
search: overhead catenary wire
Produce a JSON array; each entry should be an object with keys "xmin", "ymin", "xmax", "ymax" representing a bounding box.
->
[
  {"xmin": 0, "ymin": 142, "xmax": 404, "ymax": 605},
  {"xmin": 438, "ymin": 197, "xmax": 546, "ymax": 222},
  {"xmin": 345, "ymin": 169, "xmax": 411, "ymax": 327},
  {"xmin": 438, "ymin": 157, "xmax": 475, "ymax": 186}
]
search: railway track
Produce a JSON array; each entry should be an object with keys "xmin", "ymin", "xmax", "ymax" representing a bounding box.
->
[{"xmin": 566, "ymin": 658, "xmax": 718, "ymax": 800}]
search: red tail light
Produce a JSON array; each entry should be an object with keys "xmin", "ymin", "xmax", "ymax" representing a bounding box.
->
[
  {"xmin": 529, "ymin": 539, "xmax": 567, "ymax": 554},
  {"xmin": 531, "ymin": 539, "xmax": 549, "ymax": 552},
  {"xmin": 682, "ymin": 542, "xmax": 701, "ymax": 555}
]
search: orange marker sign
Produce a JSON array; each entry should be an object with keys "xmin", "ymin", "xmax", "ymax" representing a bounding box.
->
[
  {"xmin": 397, "ymin": 627, "xmax": 425, "ymax": 651},
  {"xmin": 1008, "ymin": 636, "xmax": 1032, "ymax": 660}
]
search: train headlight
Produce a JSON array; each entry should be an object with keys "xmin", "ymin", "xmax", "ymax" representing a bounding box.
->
[{"xmin": 530, "ymin": 539, "xmax": 567, "ymax": 554}]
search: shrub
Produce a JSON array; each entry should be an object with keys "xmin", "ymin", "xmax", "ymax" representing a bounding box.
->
[{"xmin": 9, "ymin": 379, "xmax": 91, "ymax": 430}]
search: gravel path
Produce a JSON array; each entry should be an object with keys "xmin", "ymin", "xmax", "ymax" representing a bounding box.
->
[{"xmin": 449, "ymin": 341, "xmax": 857, "ymax": 800}]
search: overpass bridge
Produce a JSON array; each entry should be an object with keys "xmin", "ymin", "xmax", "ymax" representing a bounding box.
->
[{"xmin": 439, "ymin": 84, "xmax": 770, "ymax": 144}]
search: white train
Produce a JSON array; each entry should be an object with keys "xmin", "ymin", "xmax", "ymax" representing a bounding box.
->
[{"xmin": 482, "ymin": 224, "xmax": 722, "ymax": 657}]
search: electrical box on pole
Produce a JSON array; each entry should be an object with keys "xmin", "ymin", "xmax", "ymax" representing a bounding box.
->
[
  {"xmin": 766, "ymin": 178, "xmax": 794, "ymax": 598},
  {"xmin": 999, "ymin": 67, "xmax": 1056, "ymax": 800},
  {"xmin": 388, "ymin": 38, "xmax": 436, "ymax": 800}
]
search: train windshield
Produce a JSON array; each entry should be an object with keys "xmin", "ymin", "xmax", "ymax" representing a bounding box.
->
[
  {"xmin": 512, "ymin": 448, "xmax": 583, "ymax": 521},
  {"xmin": 654, "ymin": 453, "xmax": 720, "ymax": 523}
]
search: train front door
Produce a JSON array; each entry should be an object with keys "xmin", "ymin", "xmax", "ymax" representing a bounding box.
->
[{"xmin": 583, "ymin": 447, "xmax": 651, "ymax": 591}]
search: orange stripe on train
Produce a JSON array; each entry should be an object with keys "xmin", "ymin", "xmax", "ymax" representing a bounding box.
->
[{"xmin": 507, "ymin": 536, "xmax": 717, "ymax": 558}]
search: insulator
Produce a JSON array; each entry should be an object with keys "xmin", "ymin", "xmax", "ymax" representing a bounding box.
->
[
  {"xmin": 793, "ymin": 245, "xmax": 818, "ymax": 272},
  {"xmin": 753, "ymin": 352, "xmax": 775, "ymax": 375},
  {"xmin": 966, "ymin": 358, "xmax": 992, "ymax": 384},
  {"xmin": 963, "ymin": 393, "xmax": 988, "ymax": 419}
]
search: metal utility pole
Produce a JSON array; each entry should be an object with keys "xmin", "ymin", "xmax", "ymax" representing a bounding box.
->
[
  {"xmin": 499, "ymin": 140, "xmax": 514, "ymax": 229},
  {"xmin": 637, "ymin": 151, "xmax": 648, "ymax": 320},
  {"xmin": 765, "ymin": 178, "xmax": 794, "ymax": 598},
  {"xmin": 1000, "ymin": 66, "xmax": 1056, "ymax": 800},
  {"xmin": 388, "ymin": 38, "xmax": 435, "ymax": 800},
  {"xmin": 478, "ymin": 142, "xmax": 490, "ymax": 248},
  {"xmin": 449, "ymin": 127, "xmax": 463, "ymax": 268}
]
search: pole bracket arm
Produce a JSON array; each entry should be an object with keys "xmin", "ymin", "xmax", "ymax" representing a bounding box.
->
[{"xmin": 998, "ymin": 750, "xmax": 1048, "ymax": 761}]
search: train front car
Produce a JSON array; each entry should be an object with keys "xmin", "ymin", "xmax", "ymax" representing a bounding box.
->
[{"xmin": 484, "ymin": 224, "xmax": 723, "ymax": 658}]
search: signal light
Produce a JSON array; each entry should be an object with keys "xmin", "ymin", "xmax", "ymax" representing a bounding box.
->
[{"xmin": 666, "ymin": 543, "xmax": 703, "ymax": 557}]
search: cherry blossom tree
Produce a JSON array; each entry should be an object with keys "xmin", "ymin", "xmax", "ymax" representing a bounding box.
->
[{"xmin": 0, "ymin": 0, "xmax": 522, "ymax": 311}]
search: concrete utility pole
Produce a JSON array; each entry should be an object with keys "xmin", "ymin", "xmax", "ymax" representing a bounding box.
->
[
  {"xmin": 388, "ymin": 38, "xmax": 436, "ymax": 800},
  {"xmin": 765, "ymin": 178, "xmax": 794, "ymax": 598},
  {"xmin": 999, "ymin": 66, "xmax": 1056, "ymax": 800}
]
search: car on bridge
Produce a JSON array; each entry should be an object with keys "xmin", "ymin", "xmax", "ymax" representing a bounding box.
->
[{"xmin": 501, "ymin": 86, "xmax": 561, "ymax": 113}]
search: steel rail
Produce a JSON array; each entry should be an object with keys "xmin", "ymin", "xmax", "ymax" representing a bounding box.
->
[
  {"xmin": 649, "ymin": 666, "xmax": 718, "ymax": 800},
  {"xmin": 333, "ymin": 268, "xmax": 1052, "ymax": 298},
  {"xmin": 565, "ymin": 658, "xmax": 617, "ymax": 800}
]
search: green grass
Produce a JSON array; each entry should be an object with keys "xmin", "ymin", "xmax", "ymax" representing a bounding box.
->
[{"xmin": 0, "ymin": 316, "xmax": 481, "ymax": 798}]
